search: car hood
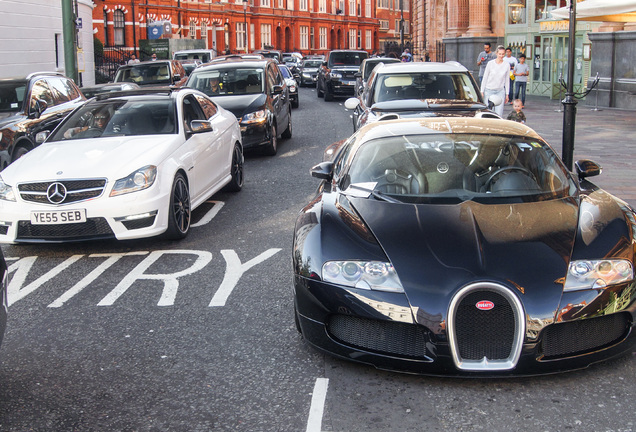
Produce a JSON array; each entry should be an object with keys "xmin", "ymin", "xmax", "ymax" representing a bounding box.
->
[
  {"xmin": 2, "ymin": 135, "xmax": 177, "ymax": 182},
  {"xmin": 371, "ymin": 99, "xmax": 489, "ymax": 113},
  {"xmin": 210, "ymin": 94, "xmax": 266, "ymax": 119},
  {"xmin": 349, "ymin": 197, "xmax": 580, "ymax": 321},
  {"xmin": 0, "ymin": 112, "xmax": 23, "ymax": 125}
]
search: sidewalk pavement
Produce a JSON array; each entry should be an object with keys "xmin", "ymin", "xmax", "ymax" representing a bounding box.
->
[{"xmin": 509, "ymin": 94, "xmax": 636, "ymax": 208}]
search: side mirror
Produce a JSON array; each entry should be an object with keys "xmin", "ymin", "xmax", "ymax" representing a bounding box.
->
[
  {"xmin": 354, "ymin": 72, "xmax": 362, "ymax": 78},
  {"xmin": 487, "ymin": 94, "xmax": 503, "ymax": 109},
  {"xmin": 189, "ymin": 120, "xmax": 213, "ymax": 134},
  {"xmin": 344, "ymin": 97, "xmax": 360, "ymax": 110},
  {"xmin": 30, "ymin": 99, "xmax": 48, "ymax": 119},
  {"xmin": 272, "ymin": 85, "xmax": 284, "ymax": 95},
  {"xmin": 173, "ymin": 74, "xmax": 182, "ymax": 82},
  {"xmin": 311, "ymin": 161, "xmax": 334, "ymax": 181},
  {"xmin": 322, "ymin": 61, "xmax": 327, "ymax": 67},
  {"xmin": 574, "ymin": 159, "xmax": 602, "ymax": 179}
]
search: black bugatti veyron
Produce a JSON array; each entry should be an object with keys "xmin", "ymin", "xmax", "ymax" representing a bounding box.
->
[{"xmin": 292, "ymin": 117, "xmax": 636, "ymax": 376}]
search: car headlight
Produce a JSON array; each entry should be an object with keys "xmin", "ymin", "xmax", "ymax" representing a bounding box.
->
[
  {"xmin": 110, "ymin": 165, "xmax": 157, "ymax": 197},
  {"xmin": 289, "ymin": 85, "xmax": 297, "ymax": 92},
  {"xmin": 0, "ymin": 176, "xmax": 16, "ymax": 202},
  {"xmin": 302, "ymin": 72, "xmax": 310, "ymax": 77},
  {"xmin": 564, "ymin": 259, "xmax": 634, "ymax": 291},
  {"xmin": 328, "ymin": 72, "xmax": 342, "ymax": 79},
  {"xmin": 322, "ymin": 261, "xmax": 404, "ymax": 293},
  {"xmin": 241, "ymin": 109, "xmax": 267, "ymax": 124}
]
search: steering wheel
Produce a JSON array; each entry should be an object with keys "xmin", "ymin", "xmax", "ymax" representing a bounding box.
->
[{"xmin": 485, "ymin": 166, "xmax": 537, "ymax": 190}]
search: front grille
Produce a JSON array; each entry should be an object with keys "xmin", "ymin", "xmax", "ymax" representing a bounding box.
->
[
  {"xmin": 541, "ymin": 313, "xmax": 630, "ymax": 358},
  {"xmin": 455, "ymin": 291, "xmax": 516, "ymax": 360},
  {"xmin": 17, "ymin": 218, "xmax": 114, "ymax": 241},
  {"xmin": 18, "ymin": 179, "xmax": 107, "ymax": 205},
  {"xmin": 327, "ymin": 314, "xmax": 428, "ymax": 358}
]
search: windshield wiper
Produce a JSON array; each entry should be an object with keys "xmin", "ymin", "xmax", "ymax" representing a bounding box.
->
[{"xmin": 347, "ymin": 183, "xmax": 402, "ymax": 203}]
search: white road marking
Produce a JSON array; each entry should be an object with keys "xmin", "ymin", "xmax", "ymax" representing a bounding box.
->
[
  {"xmin": 307, "ymin": 378, "xmax": 329, "ymax": 432},
  {"xmin": 208, "ymin": 248, "xmax": 282, "ymax": 307},
  {"xmin": 8, "ymin": 255, "xmax": 83, "ymax": 306},
  {"xmin": 191, "ymin": 200, "xmax": 224, "ymax": 227},
  {"xmin": 97, "ymin": 250, "xmax": 213, "ymax": 306},
  {"xmin": 48, "ymin": 251, "xmax": 149, "ymax": 308}
]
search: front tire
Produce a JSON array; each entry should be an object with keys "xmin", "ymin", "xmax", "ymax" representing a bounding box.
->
[
  {"xmin": 317, "ymin": 80, "xmax": 324, "ymax": 98},
  {"xmin": 11, "ymin": 145, "xmax": 30, "ymax": 163},
  {"xmin": 163, "ymin": 173, "xmax": 191, "ymax": 240},
  {"xmin": 224, "ymin": 143, "xmax": 244, "ymax": 192},
  {"xmin": 263, "ymin": 122, "xmax": 278, "ymax": 156}
]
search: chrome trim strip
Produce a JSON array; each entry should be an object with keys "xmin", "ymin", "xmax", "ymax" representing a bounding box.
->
[{"xmin": 447, "ymin": 282, "xmax": 525, "ymax": 371}]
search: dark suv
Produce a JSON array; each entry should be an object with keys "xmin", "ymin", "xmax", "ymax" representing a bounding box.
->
[
  {"xmin": 185, "ymin": 57, "xmax": 292, "ymax": 155},
  {"xmin": 316, "ymin": 50, "xmax": 368, "ymax": 101},
  {"xmin": 0, "ymin": 72, "xmax": 85, "ymax": 169},
  {"xmin": 113, "ymin": 60, "xmax": 188, "ymax": 88}
]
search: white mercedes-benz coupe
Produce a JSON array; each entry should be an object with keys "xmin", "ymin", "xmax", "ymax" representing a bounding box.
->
[{"xmin": 0, "ymin": 88, "xmax": 243, "ymax": 243}]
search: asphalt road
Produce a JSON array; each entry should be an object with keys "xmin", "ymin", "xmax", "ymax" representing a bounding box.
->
[{"xmin": 1, "ymin": 87, "xmax": 636, "ymax": 432}]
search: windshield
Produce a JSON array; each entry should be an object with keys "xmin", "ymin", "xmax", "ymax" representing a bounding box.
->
[
  {"xmin": 187, "ymin": 68, "xmax": 264, "ymax": 96},
  {"xmin": 302, "ymin": 60, "xmax": 322, "ymax": 68},
  {"xmin": 279, "ymin": 67, "xmax": 292, "ymax": 79},
  {"xmin": 372, "ymin": 72, "xmax": 480, "ymax": 104},
  {"xmin": 48, "ymin": 98, "xmax": 176, "ymax": 141},
  {"xmin": 328, "ymin": 52, "xmax": 368, "ymax": 67},
  {"xmin": 115, "ymin": 63, "xmax": 172, "ymax": 85},
  {"xmin": 0, "ymin": 82, "xmax": 26, "ymax": 112},
  {"xmin": 343, "ymin": 133, "xmax": 575, "ymax": 203}
]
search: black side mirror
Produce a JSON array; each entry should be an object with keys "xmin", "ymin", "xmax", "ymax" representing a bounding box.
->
[
  {"xmin": 311, "ymin": 161, "xmax": 334, "ymax": 181},
  {"xmin": 30, "ymin": 99, "xmax": 48, "ymax": 119},
  {"xmin": 575, "ymin": 159, "xmax": 602, "ymax": 179},
  {"xmin": 272, "ymin": 85, "xmax": 284, "ymax": 95}
]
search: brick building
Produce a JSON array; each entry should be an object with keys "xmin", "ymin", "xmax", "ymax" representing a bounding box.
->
[{"xmin": 93, "ymin": 0, "xmax": 411, "ymax": 60}]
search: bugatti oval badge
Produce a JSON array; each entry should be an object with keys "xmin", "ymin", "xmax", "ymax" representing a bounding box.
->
[{"xmin": 476, "ymin": 301, "xmax": 494, "ymax": 311}]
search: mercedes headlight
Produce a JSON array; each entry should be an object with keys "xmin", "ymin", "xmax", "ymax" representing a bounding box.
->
[
  {"xmin": 564, "ymin": 259, "xmax": 633, "ymax": 291},
  {"xmin": 241, "ymin": 109, "xmax": 267, "ymax": 124},
  {"xmin": 110, "ymin": 165, "xmax": 157, "ymax": 197},
  {"xmin": 322, "ymin": 261, "xmax": 404, "ymax": 293},
  {"xmin": 0, "ymin": 176, "xmax": 15, "ymax": 202}
]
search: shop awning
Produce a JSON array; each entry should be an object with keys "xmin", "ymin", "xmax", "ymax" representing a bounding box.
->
[{"xmin": 550, "ymin": 0, "xmax": 636, "ymax": 22}]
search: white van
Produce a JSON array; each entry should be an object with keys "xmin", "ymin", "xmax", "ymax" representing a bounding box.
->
[{"xmin": 173, "ymin": 49, "xmax": 216, "ymax": 63}]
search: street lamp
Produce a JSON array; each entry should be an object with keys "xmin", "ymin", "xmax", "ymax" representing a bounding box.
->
[
  {"xmin": 243, "ymin": 0, "xmax": 248, "ymax": 53},
  {"xmin": 508, "ymin": 0, "xmax": 524, "ymax": 24}
]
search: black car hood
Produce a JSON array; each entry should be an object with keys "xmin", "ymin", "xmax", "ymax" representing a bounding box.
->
[
  {"xmin": 349, "ymin": 197, "xmax": 580, "ymax": 322},
  {"xmin": 0, "ymin": 112, "xmax": 23, "ymax": 125},
  {"xmin": 210, "ymin": 93, "xmax": 266, "ymax": 118}
]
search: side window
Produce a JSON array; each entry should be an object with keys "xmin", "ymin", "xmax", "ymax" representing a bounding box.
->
[
  {"xmin": 30, "ymin": 79, "xmax": 54, "ymax": 111},
  {"xmin": 182, "ymin": 95, "xmax": 206, "ymax": 131},
  {"xmin": 266, "ymin": 66, "xmax": 276, "ymax": 94},
  {"xmin": 47, "ymin": 78, "xmax": 71, "ymax": 105},
  {"xmin": 194, "ymin": 94, "xmax": 218, "ymax": 119}
]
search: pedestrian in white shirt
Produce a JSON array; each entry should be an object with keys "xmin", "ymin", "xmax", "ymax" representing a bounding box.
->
[
  {"xmin": 503, "ymin": 47, "xmax": 518, "ymax": 104},
  {"xmin": 480, "ymin": 46, "xmax": 509, "ymax": 117}
]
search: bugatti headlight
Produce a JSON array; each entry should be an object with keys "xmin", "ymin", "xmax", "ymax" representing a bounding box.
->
[
  {"xmin": 0, "ymin": 176, "xmax": 15, "ymax": 202},
  {"xmin": 564, "ymin": 259, "xmax": 634, "ymax": 291},
  {"xmin": 322, "ymin": 260, "xmax": 404, "ymax": 293},
  {"xmin": 241, "ymin": 109, "xmax": 267, "ymax": 124},
  {"xmin": 110, "ymin": 165, "xmax": 157, "ymax": 197}
]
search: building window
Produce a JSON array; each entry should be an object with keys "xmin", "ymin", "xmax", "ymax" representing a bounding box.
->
[
  {"xmin": 287, "ymin": 0, "xmax": 294, "ymax": 10},
  {"xmin": 103, "ymin": 9, "xmax": 110, "ymax": 47},
  {"xmin": 377, "ymin": 0, "xmax": 389, "ymax": 9},
  {"xmin": 349, "ymin": 0, "xmax": 355, "ymax": 15},
  {"xmin": 365, "ymin": 29, "xmax": 371, "ymax": 50},
  {"xmin": 201, "ymin": 21, "xmax": 207, "ymax": 40},
  {"xmin": 379, "ymin": 20, "xmax": 389, "ymax": 30},
  {"xmin": 536, "ymin": 0, "xmax": 562, "ymax": 21},
  {"xmin": 365, "ymin": 0, "xmax": 371, "ymax": 17},
  {"xmin": 190, "ymin": 20, "xmax": 197, "ymax": 39},
  {"xmin": 319, "ymin": 27, "xmax": 327, "ymax": 49},
  {"xmin": 261, "ymin": 0, "xmax": 271, "ymax": 6},
  {"xmin": 261, "ymin": 24, "xmax": 272, "ymax": 48},
  {"xmin": 349, "ymin": 29, "xmax": 356, "ymax": 49},
  {"xmin": 300, "ymin": 0, "xmax": 307, "ymax": 10},
  {"xmin": 319, "ymin": 0, "xmax": 326, "ymax": 12},
  {"xmin": 299, "ymin": 26, "xmax": 309, "ymax": 49},
  {"xmin": 113, "ymin": 10, "xmax": 125, "ymax": 46},
  {"xmin": 310, "ymin": 26, "xmax": 315, "ymax": 49},
  {"xmin": 236, "ymin": 22, "xmax": 246, "ymax": 50}
]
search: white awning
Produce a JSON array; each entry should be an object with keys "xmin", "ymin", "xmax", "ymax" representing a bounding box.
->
[{"xmin": 551, "ymin": 0, "xmax": 636, "ymax": 22}]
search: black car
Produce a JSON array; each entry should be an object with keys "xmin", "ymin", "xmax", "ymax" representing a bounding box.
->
[
  {"xmin": 113, "ymin": 60, "xmax": 188, "ymax": 88},
  {"xmin": 316, "ymin": 50, "xmax": 369, "ymax": 101},
  {"xmin": 0, "ymin": 249, "xmax": 7, "ymax": 348},
  {"xmin": 278, "ymin": 65, "xmax": 299, "ymax": 108},
  {"xmin": 298, "ymin": 57, "xmax": 323, "ymax": 87},
  {"xmin": 0, "ymin": 72, "xmax": 85, "ymax": 169},
  {"xmin": 345, "ymin": 61, "xmax": 500, "ymax": 131},
  {"xmin": 293, "ymin": 116, "xmax": 636, "ymax": 376},
  {"xmin": 185, "ymin": 57, "xmax": 292, "ymax": 155}
]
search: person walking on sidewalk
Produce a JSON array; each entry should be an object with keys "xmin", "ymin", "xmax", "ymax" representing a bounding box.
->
[
  {"xmin": 477, "ymin": 43, "xmax": 496, "ymax": 85},
  {"xmin": 503, "ymin": 47, "xmax": 518, "ymax": 104},
  {"xmin": 513, "ymin": 54, "xmax": 529, "ymax": 106},
  {"xmin": 480, "ymin": 46, "xmax": 509, "ymax": 117}
]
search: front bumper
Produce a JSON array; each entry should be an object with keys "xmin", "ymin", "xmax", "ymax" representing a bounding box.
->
[
  {"xmin": 294, "ymin": 275, "xmax": 636, "ymax": 376},
  {"xmin": 239, "ymin": 120, "xmax": 270, "ymax": 149},
  {"xmin": 325, "ymin": 79, "xmax": 356, "ymax": 96}
]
